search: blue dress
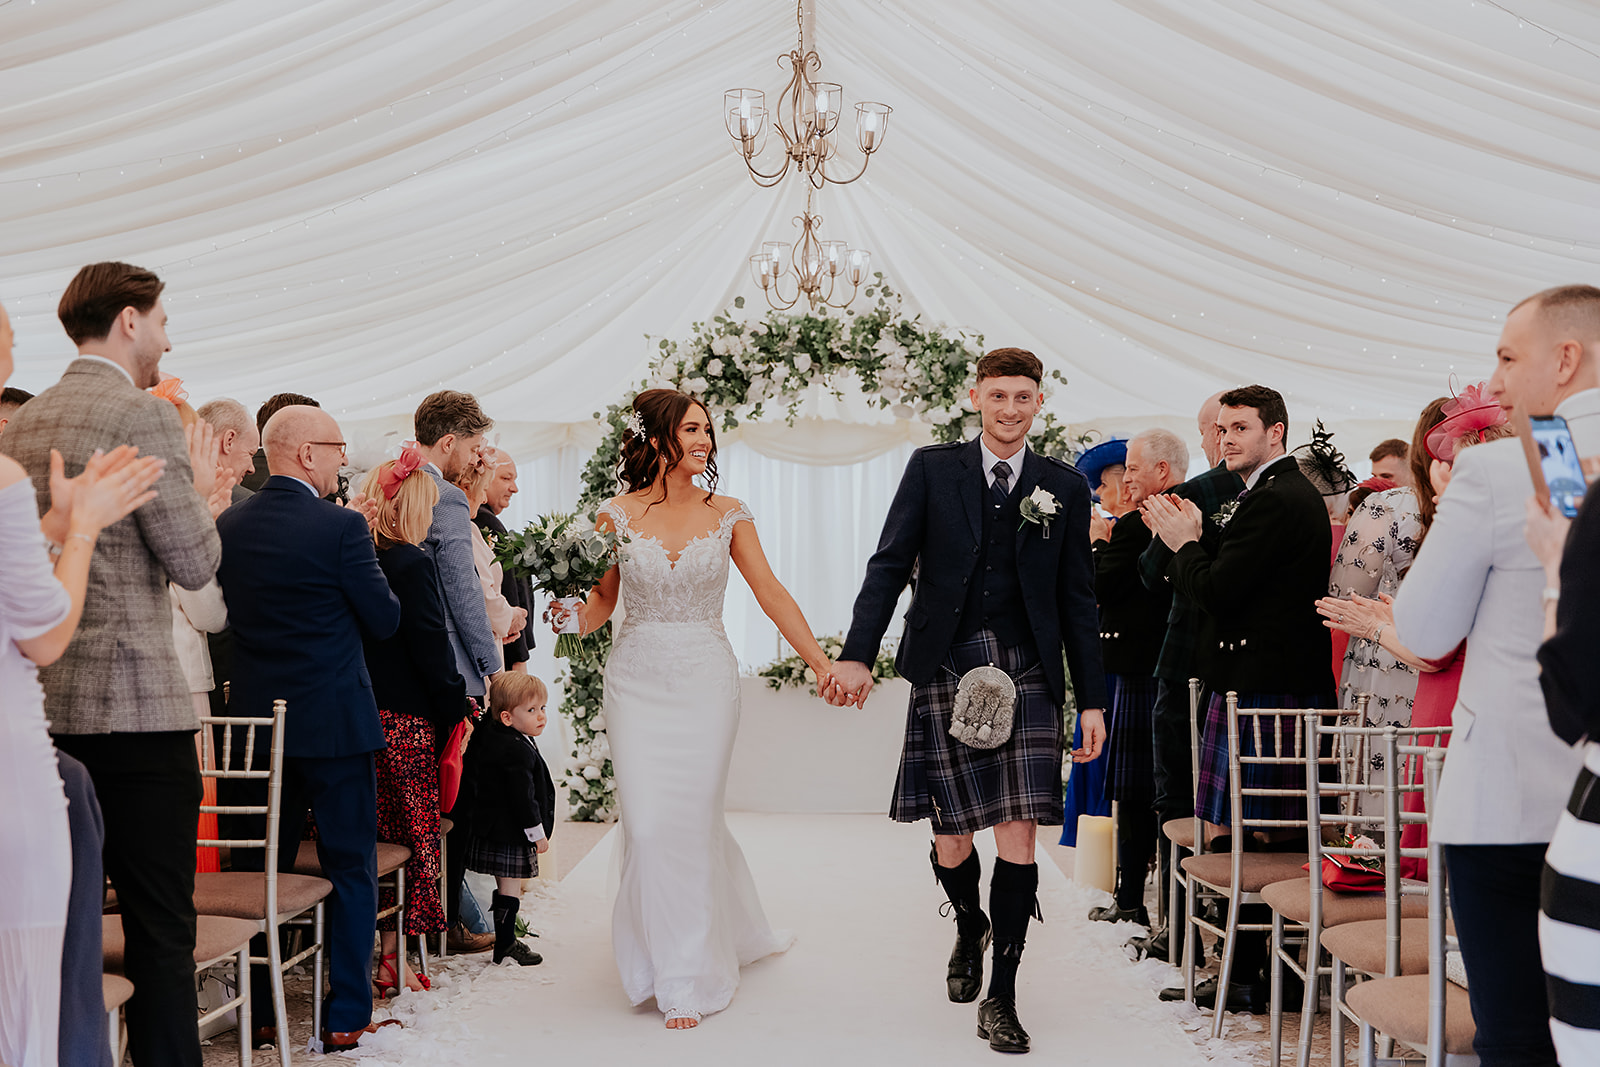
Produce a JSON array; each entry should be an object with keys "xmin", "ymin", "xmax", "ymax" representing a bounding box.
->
[{"xmin": 1058, "ymin": 674, "xmax": 1114, "ymax": 846}]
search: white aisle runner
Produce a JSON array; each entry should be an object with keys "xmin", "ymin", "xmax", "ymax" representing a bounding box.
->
[{"xmin": 343, "ymin": 814, "xmax": 1229, "ymax": 1065}]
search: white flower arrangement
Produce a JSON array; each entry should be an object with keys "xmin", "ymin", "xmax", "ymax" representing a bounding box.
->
[{"xmin": 755, "ymin": 634, "xmax": 898, "ymax": 696}]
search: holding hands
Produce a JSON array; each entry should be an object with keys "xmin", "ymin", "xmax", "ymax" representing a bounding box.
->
[{"xmin": 820, "ymin": 659, "xmax": 872, "ymax": 708}]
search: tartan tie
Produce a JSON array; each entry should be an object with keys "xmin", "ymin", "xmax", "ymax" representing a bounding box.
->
[{"xmin": 991, "ymin": 460, "xmax": 1012, "ymax": 506}]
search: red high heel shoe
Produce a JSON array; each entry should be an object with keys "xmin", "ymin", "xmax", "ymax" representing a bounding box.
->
[{"xmin": 373, "ymin": 952, "xmax": 401, "ymax": 999}]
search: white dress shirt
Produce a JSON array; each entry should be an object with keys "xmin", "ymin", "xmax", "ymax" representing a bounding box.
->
[{"xmin": 979, "ymin": 439, "xmax": 1028, "ymax": 491}]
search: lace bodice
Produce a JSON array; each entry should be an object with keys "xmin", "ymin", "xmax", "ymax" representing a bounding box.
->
[{"xmin": 599, "ymin": 499, "xmax": 754, "ymax": 630}]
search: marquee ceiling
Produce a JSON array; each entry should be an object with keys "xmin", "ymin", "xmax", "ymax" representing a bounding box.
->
[{"xmin": 3, "ymin": 0, "xmax": 1597, "ymax": 456}]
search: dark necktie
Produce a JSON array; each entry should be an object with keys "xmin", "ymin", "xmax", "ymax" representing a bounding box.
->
[{"xmin": 991, "ymin": 460, "xmax": 1012, "ymax": 507}]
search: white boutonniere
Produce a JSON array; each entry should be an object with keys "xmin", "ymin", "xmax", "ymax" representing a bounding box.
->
[
  {"xmin": 1211, "ymin": 500, "xmax": 1240, "ymax": 528},
  {"xmin": 1018, "ymin": 487, "xmax": 1060, "ymax": 539}
]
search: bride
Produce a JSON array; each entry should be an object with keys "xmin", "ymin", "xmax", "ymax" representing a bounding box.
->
[{"xmin": 552, "ymin": 388, "xmax": 836, "ymax": 1030}]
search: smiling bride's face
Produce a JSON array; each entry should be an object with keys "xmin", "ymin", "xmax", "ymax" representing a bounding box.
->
[{"xmin": 669, "ymin": 402, "xmax": 714, "ymax": 478}]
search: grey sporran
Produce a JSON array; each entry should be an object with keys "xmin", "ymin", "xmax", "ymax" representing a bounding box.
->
[{"xmin": 948, "ymin": 664, "xmax": 1016, "ymax": 750}]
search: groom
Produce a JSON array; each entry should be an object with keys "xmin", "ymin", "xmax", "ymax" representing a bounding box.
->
[{"xmin": 825, "ymin": 347, "xmax": 1107, "ymax": 1054}]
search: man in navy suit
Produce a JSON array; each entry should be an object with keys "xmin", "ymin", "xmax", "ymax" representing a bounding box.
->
[
  {"xmin": 217, "ymin": 405, "xmax": 401, "ymax": 1051},
  {"xmin": 826, "ymin": 348, "xmax": 1107, "ymax": 1055}
]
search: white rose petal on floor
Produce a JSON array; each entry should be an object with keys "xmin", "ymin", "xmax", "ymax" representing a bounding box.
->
[{"xmin": 341, "ymin": 813, "xmax": 1255, "ymax": 1065}]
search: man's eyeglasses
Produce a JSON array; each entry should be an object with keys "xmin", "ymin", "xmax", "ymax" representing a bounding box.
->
[{"xmin": 308, "ymin": 441, "xmax": 347, "ymax": 457}]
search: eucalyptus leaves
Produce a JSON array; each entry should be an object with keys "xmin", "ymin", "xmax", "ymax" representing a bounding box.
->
[{"xmin": 493, "ymin": 512, "xmax": 624, "ymax": 659}]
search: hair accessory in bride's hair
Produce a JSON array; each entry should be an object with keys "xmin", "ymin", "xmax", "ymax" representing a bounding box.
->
[
  {"xmin": 624, "ymin": 409, "xmax": 646, "ymax": 441},
  {"xmin": 1425, "ymin": 380, "xmax": 1507, "ymax": 463}
]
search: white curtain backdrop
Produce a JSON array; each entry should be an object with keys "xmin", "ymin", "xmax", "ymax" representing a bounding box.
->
[{"xmin": 5, "ymin": 0, "xmax": 1599, "ymax": 449}]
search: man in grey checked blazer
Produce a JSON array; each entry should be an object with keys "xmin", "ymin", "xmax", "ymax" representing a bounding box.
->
[
  {"xmin": 412, "ymin": 390, "xmax": 501, "ymax": 697},
  {"xmin": 1, "ymin": 262, "xmax": 219, "ymax": 1067}
]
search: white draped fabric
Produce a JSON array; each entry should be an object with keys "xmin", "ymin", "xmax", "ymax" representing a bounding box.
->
[{"xmin": 4, "ymin": 1, "xmax": 1599, "ymax": 448}]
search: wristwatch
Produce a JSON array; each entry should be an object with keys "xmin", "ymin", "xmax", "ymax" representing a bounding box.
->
[{"xmin": 1542, "ymin": 586, "xmax": 1561, "ymax": 608}]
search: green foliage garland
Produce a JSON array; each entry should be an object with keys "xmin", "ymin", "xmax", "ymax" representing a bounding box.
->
[{"xmin": 557, "ymin": 281, "xmax": 1089, "ymax": 820}]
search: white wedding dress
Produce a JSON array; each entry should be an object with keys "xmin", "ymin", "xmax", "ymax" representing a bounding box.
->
[{"xmin": 598, "ymin": 499, "xmax": 791, "ymax": 1019}]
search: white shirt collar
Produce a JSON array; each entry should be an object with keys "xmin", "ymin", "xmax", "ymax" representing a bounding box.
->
[
  {"xmin": 73, "ymin": 353, "xmax": 136, "ymax": 386},
  {"xmin": 1243, "ymin": 452, "xmax": 1291, "ymax": 491},
  {"xmin": 1556, "ymin": 388, "xmax": 1600, "ymax": 421},
  {"xmin": 978, "ymin": 438, "xmax": 1027, "ymax": 489}
]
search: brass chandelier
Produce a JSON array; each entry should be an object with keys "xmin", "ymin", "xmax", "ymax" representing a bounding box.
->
[
  {"xmin": 749, "ymin": 186, "xmax": 870, "ymax": 311},
  {"xmin": 723, "ymin": 0, "xmax": 892, "ymax": 189}
]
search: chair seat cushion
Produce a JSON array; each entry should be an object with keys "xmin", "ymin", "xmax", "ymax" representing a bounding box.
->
[
  {"xmin": 1181, "ymin": 851, "xmax": 1310, "ymax": 893},
  {"xmin": 102, "ymin": 973, "xmax": 134, "ymax": 1011},
  {"xmin": 103, "ymin": 914, "xmax": 257, "ymax": 973},
  {"xmin": 1345, "ymin": 974, "xmax": 1476, "ymax": 1054},
  {"xmin": 1260, "ymin": 876, "xmax": 1431, "ymax": 926},
  {"xmin": 1162, "ymin": 818, "xmax": 1196, "ymax": 848},
  {"xmin": 439, "ymin": 816, "xmax": 453, "ymax": 836},
  {"xmin": 292, "ymin": 839, "xmax": 412, "ymax": 877},
  {"xmin": 192, "ymin": 871, "xmax": 332, "ymax": 921},
  {"xmin": 1321, "ymin": 918, "xmax": 1432, "ymax": 976}
]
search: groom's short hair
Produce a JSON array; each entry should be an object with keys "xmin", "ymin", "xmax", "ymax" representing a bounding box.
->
[{"xmin": 975, "ymin": 347, "xmax": 1042, "ymax": 385}]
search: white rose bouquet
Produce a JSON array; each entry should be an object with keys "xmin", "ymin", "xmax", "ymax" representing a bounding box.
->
[{"xmin": 494, "ymin": 511, "xmax": 625, "ymax": 658}]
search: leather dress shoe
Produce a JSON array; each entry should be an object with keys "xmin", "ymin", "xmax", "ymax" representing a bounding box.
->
[
  {"xmin": 976, "ymin": 996, "xmax": 1030, "ymax": 1053},
  {"xmin": 250, "ymin": 1026, "xmax": 278, "ymax": 1050},
  {"xmin": 321, "ymin": 1019, "xmax": 401, "ymax": 1051},
  {"xmin": 1158, "ymin": 976, "xmax": 1272, "ymax": 1014},
  {"xmin": 947, "ymin": 916, "xmax": 992, "ymax": 1003},
  {"xmin": 1126, "ymin": 926, "xmax": 1169, "ymax": 961},
  {"xmin": 447, "ymin": 924, "xmax": 495, "ymax": 954},
  {"xmin": 1088, "ymin": 903, "xmax": 1149, "ymax": 926}
]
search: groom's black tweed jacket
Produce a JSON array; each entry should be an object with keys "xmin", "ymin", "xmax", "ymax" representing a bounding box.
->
[{"xmin": 842, "ymin": 438, "xmax": 1107, "ymax": 710}]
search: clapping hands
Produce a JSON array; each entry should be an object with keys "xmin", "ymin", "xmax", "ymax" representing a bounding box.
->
[
  {"xmin": 43, "ymin": 445, "xmax": 165, "ymax": 542},
  {"xmin": 1140, "ymin": 492, "xmax": 1204, "ymax": 550}
]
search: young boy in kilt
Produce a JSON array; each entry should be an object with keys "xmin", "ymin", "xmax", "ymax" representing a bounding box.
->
[
  {"xmin": 461, "ymin": 672, "xmax": 557, "ymax": 966},
  {"xmin": 824, "ymin": 348, "xmax": 1108, "ymax": 1055}
]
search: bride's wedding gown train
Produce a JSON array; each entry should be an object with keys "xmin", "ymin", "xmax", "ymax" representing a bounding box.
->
[{"xmin": 599, "ymin": 501, "xmax": 791, "ymax": 1018}]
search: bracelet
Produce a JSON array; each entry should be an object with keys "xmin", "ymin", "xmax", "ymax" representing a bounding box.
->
[
  {"xmin": 1542, "ymin": 586, "xmax": 1561, "ymax": 608},
  {"xmin": 67, "ymin": 532, "xmax": 95, "ymax": 547}
]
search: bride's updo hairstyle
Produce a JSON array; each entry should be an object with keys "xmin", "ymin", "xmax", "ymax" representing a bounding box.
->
[{"xmin": 618, "ymin": 388, "xmax": 719, "ymax": 506}]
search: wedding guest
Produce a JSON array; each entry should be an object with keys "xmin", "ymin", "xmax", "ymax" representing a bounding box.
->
[
  {"xmin": 195, "ymin": 397, "xmax": 259, "ymax": 503},
  {"xmin": 217, "ymin": 405, "xmax": 401, "ymax": 1052},
  {"xmin": 1085, "ymin": 428, "xmax": 1183, "ymax": 927},
  {"xmin": 1393, "ymin": 284, "xmax": 1600, "ymax": 1066},
  {"xmin": 0, "ymin": 385, "xmax": 32, "ymax": 437},
  {"xmin": 474, "ymin": 449, "xmax": 536, "ymax": 671},
  {"xmin": 1318, "ymin": 395, "xmax": 1510, "ymax": 878},
  {"xmin": 1144, "ymin": 384, "xmax": 1334, "ymax": 1013},
  {"xmin": 1526, "ymin": 443, "xmax": 1600, "ymax": 1066},
  {"xmin": 240, "ymin": 391, "xmax": 318, "ymax": 492},
  {"xmin": 358, "ymin": 451, "xmax": 471, "ymax": 996},
  {"xmin": 460, "ymin": 671, "xmax": 554, "ymax": 967},
  {"xmin": 453, "ymin": 456, "xmax": 527, "ymax": 672},
  {"xmin": 0, "ymin": 297, "xmax": 162, "ymax": 1067},
  {"xmin": 1369, "ymin": 438, "xmax": 1411, "ymax": 487},
  {"xmin": 1, "ymin": 263, "xmax": 221, "ymax": 1067},
  {"xmin": 411, "ymin": 390, "xmax": 501, "ymax": 946},
  {"xmin": 1131, "ymin": 390, "xmax": 1242, "ymax": 962},
  {"xmin": 1061, "ymin": 435, "xmax": 1130, "ymax": 843}
]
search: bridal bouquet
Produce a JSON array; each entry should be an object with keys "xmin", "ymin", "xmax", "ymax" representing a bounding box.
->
[{"xmin": 494, "ymin": 511, "xmax": 624, "ymax": 659}]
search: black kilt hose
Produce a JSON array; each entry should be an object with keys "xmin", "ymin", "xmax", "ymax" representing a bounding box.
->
[{"xmin": 892, "ymin": 630, "xmax": 1064, "ymax": 834}]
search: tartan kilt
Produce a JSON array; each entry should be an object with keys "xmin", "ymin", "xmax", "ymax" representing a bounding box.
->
[
  {"xmin": 462, "ymin": 834, "xmax": 538, "ymax": 880},
  {"xmin": 1195, "ymin": 689, "xmax": 1335, "ymax": 827},
  {"xmin": 891, "ymin": 630, "xmax": 1064, "ymax": 835},
  {"xmin": 1106, "ymin": 673, "xmax": 1159, "ymax": 807}
]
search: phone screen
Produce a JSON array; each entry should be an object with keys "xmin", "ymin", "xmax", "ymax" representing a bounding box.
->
[{"xmin": 1530, "ymin": 415, "xmax": 1587, "ymax": 518}]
